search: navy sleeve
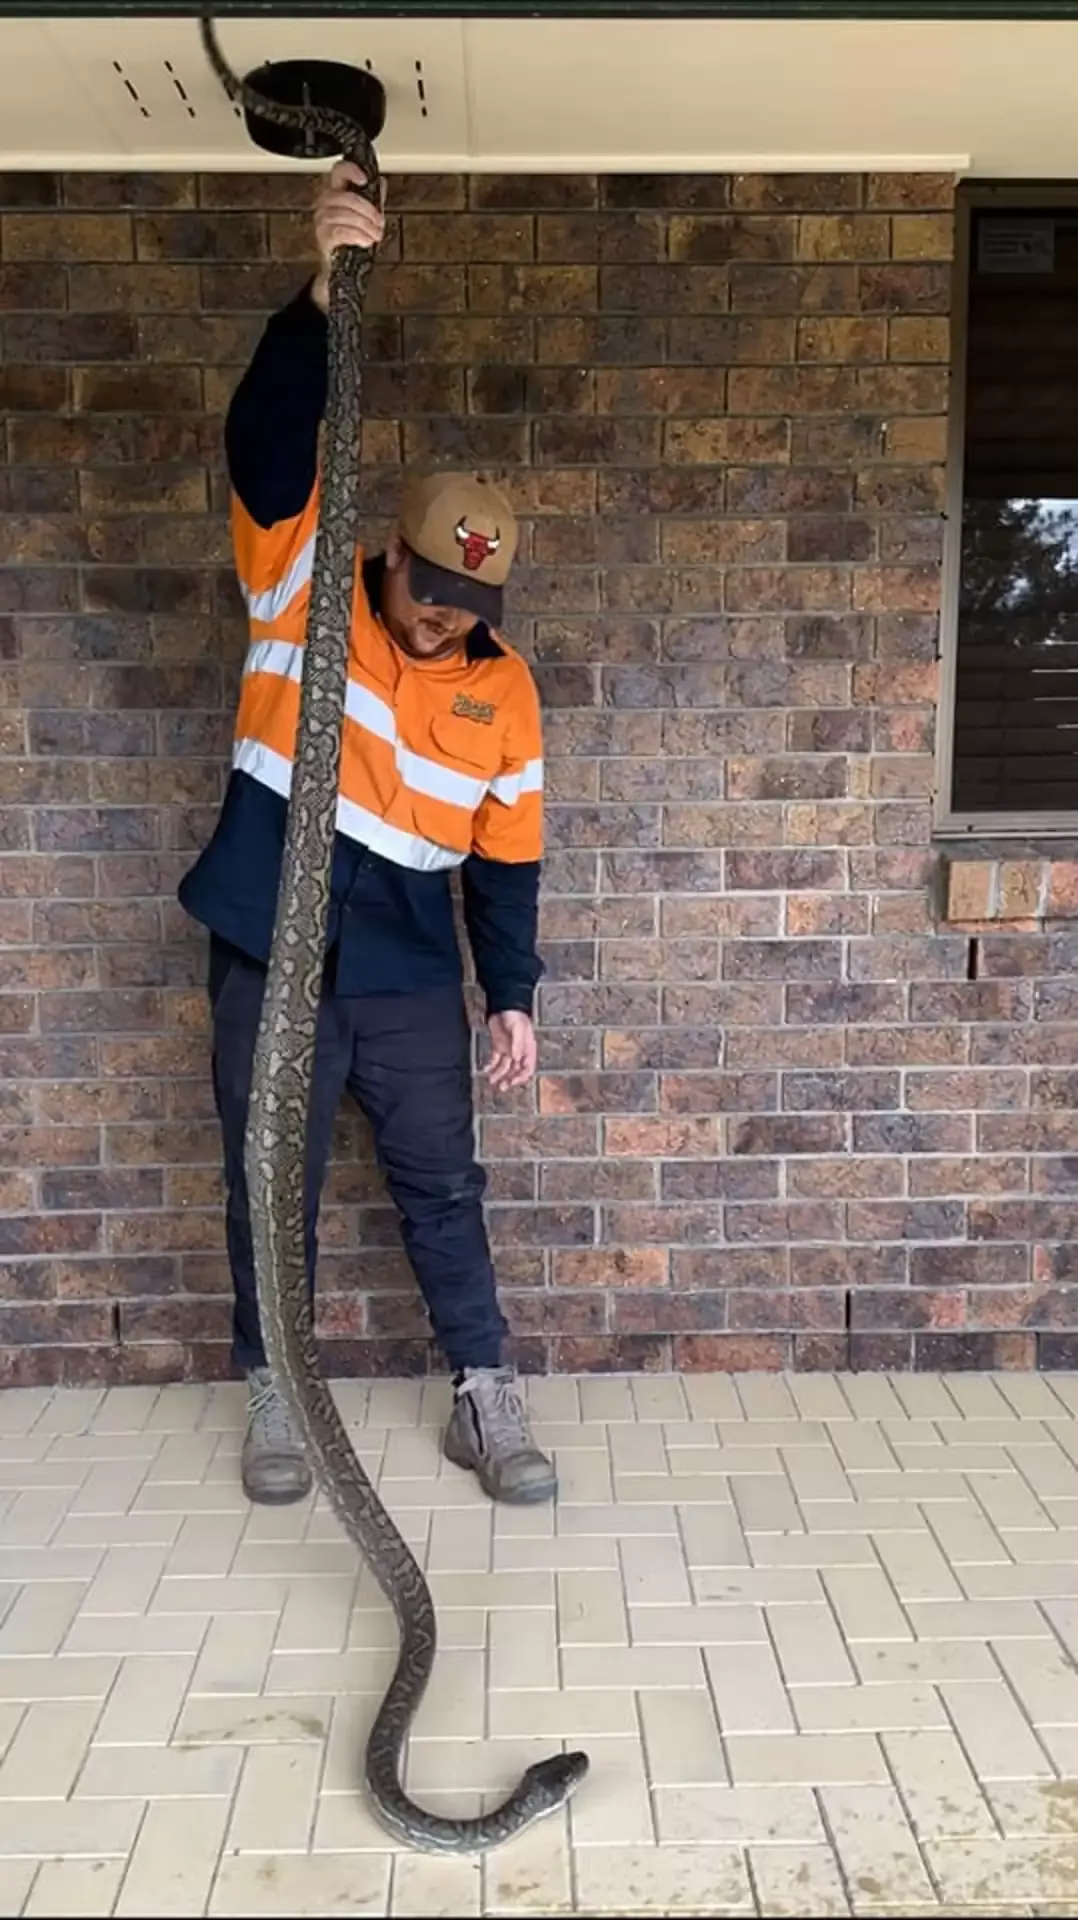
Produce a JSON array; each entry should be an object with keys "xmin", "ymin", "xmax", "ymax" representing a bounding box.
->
[
  {"xmin": 224, "ymin": 279, "xmax": 328, "ymax": 531},
  {"xmin": 461, "ymin": 856, "xmax": 544, "ymax": 1018}
]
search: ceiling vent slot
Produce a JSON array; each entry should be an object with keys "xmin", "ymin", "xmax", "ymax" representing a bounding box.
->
[{"xmin": 112, "ymin": 59, "xmax": 148, "ymax": 119}]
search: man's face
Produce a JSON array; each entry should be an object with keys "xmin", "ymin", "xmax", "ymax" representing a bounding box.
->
[{"xmin": 381, "ymin": 536, "xmax": 476, "ymax": 661}]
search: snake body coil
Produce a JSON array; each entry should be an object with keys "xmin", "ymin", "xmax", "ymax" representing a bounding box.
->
[{"xmin": 199, "ymin": 16, "xmax": 588, "ymax": 1856}]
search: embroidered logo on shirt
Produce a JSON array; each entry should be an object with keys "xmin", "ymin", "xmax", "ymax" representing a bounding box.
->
[{"xmin": 452, "ymin": 693, "xmax": 496, "ymax": 726}]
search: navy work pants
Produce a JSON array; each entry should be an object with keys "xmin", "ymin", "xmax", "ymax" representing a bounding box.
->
[{"xmin": 208, "ymin": 936, "xmax": 507, "ymax": 1373}]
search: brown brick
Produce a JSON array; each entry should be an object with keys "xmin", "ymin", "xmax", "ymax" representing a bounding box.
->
[
  {"xmin": 3, "ymin": 213, "xmax": 132, "ymax": 260},
  {"xmin": 796, "ymin": 317, "xmax": 886, "ymax": 362},
  {"xmin": 798, "ymin": 215, "xmax": 890, "ymax": 261}
]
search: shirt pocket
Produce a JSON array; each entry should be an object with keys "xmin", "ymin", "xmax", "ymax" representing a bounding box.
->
[
  {"xmin": 428, "ymin": 712, "xmax": 502, "ymax": 780},
  {"xmin": 399, "ymin": 713, "xmax": 500, "ymax": 854}
]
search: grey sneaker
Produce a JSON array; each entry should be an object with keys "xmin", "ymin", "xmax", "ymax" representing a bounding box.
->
[
  {"xmin": 443, "ymin": 1367, "xmax": 556, "ymax": 1505},
  {"xmin": 241, "ymin": 1367, "xmax": 312, "ymax": 1506}
]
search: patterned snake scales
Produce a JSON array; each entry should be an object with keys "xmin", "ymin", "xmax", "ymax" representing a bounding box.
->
[{"xmin": 199, "ymin": 17, "xmax": 588, "ymax": 1857}]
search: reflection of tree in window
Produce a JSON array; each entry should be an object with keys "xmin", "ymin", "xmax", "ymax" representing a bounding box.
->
[{"xmin": 954, "ymin": 497, "xmax": 1078, "ymax": 811}]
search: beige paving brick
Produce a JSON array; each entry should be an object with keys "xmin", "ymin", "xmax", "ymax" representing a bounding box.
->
[
  {"xmin": 573, "ymin": 1840, "xmax": 752, "ymax": 1914},
  {"xmin": 273, "ymin": 1575, "xmax": 354, "ymax": 1654},
  {"xmin": 784, "ymin": 1447, "xmax": 854, "ymax": 1503},
  {"xmin": 489, "ymin": 1607, "xmax": 558, "ymax": 1692},
  {"xmin": 905, "ymin": 1597, "xmax": 1051, "ymax": 1640},
  {"xmin": 994, "ymin": 1636, "xmax": 1078, "ymax": 1726},
  {"xmin": 730, "ymin": 1473, "xmax": 803, "ymax": 1534},
  {"xmin": 793, "ymin": 1681, "xmax": 946, "ymax": 1733},
  {"xmin": 705, "ymin": 1641, "xmax": 794, "ymax": 1734},
  {"xmin": 494, "ymin": 1533, "xmax": 617, "ymax": 1573},
  {"xmin": 962, "ymin": 1559, "xmax": 1078, "ymax": 1599},
  {"xmin": 524, "ymin": 1377, "xmax": 581, "ymax": 1425},
  {"xmin": 882, "ymin": 1727, "xmax": 996, "ymax": 1839},
  {"xmin": 226, "ymin": 1744, "xmax": 321, "ymax": 1854},
  {"xmin": 873, "ymin": 1531, "xmax": 963, "ymax": 1602},
  {"xmin": 190, "ymin": 1611, "xmax": 277, "ymax": 1695},
  {"xmin": 580, "ymin": 1377, "xmax": 635, "ymax": 1425},
  {"xmin": 821, "ymin": 1781, "xmax": 935, "ymax": 1908},
  {"xmin": 620, "ymin": 1534, "xmax": 692, "ymax": 1607},
  {"xmin": 837, "ymin": 1378, "xmax": 906, "ymax": 1423},
  {"xmin": 988, "ymin": 1778, "xmax": 1078, "ymax": 1837},
  {"xmin": 210, "ymin": 1848, "xmax": 392, "ymax": 1916},
  {"xmin": 629, "ymin": 1602, "xmax": 765, "ymax": 1646},
  {"xmin": 829, "ymin": 1418, "xmax": 899, "ymax": 1472},
  {"xmin": 404, "ymin": 1736, "xmax": 555, "ymax": 1799},
  {"xmin": 164, "ymin": 1514, "xmax": 245, "ymax": 1579},
  {"xmin": 153, "ymin": 1575, "xmax": 289, "ymax": 1614},
  {"xmin": 558, "ymin": 1501, "xmax": 673, "ymax": 1539},
  {"xmin": 175, "ymin": 1693, "xmax": 331, "ymax": 1746},
  {"xmin": 24, "ymin": 1857, "xmax": 125, "ymax": 1916},
  {"xmin": 676, "ymin": 1503, "xmax": 750, "ymax": 1568},
  {"xmin": 0, "ymin": 1545, "xmax": 99, "ymax": 1585},
  {"xmin": 654, "ymin": 1782, "xmax": 823, "ymax": 1846},
  {"xmin": 1008, "ymin": 1441, "xmax": 1078, "ymax": 1500},
  {"xmin": 0, "ymin": 1655, "xmax": 117, "ymax": 1702},
  {"xmin": 681, "ymin": 1374, "xmax": 743, "ymax": 1421},
  {"xmin": 484, "ymin": 1805, "xmax": 574, "ymax": 1913},
  {"xmin": 0, "ymin": 1797, "xmax": 143, "ymax": 1856},
  {"xmin": 568, "ymin": 1732, "xmax": 654, "ymax": 1845},
  {"xmin": 749, "ymin": 1841, "xmax": 850, "ymax": 1917},
  {"xmin": 923, "ymin": 1500, "xmax": 1011, "ymax": 1565},
  {"xmin": 64, "ymin": 1611, "xmax": 208, "ymax": 1657},
  {"xmin": 557, "ymin": 1566, "xmax": 626, "ymax": 1643},
  {"xmin": 76, "ymin": 1742, "xmax": 242, "ymax": 1800},
  {"xmin": 750, "ymin": 1533, "xmax": 877, "ymax": 1570},
  {"xmin": 489, "ymin": 1687, "xmax": 637, "ymax": 1739},
  {"xmin": 0, "ymin": 1582, "xmax": 86, "ymax": 1656},
  {"xmin": 768, "ymin": 1601, "xmax": 857, "ymax": 1686},
  {"xmin": 852, "ymin": 1638, "xmax": 997, "ymax": 1683},
  {"xmin": 563, "ymin": 1643, "xmax": 704, "ymax": 1691},
  {"xmin": 391, "ymin": 1850, "xmax": 481, "ymax": 1916},
  {"xmin": 114, "ymin": 1796, "xmax": 229, "ymax": 1917},
  {"xmin": 923, "ymin": 1835, "xmax": 1078, "ymax": 1905},
  {"xmin": 940, "ymin": 1678, "xmax": 1053, "ymax": 1780},
  {"xmin": 0, "ymin": 1698, "xmax": 101, "ymax": 1799},
  {"xmin": 609, "ymin": 1423, "xmax": 668, "ymax": 1476},
  {"xmin": 428, "ymin": 1571, "xmax": 553, "ymax": 1611},
  {"xmin": 693, "ymin": 1566, "xmax": 824, "ymax": 1606},
  {"xmin": 823, "ymin": 1568, "xmax": 912, "ymax": 1643},
  {"xmin": 94, "ymin": 1653, "xmax": 193, "ymax": 1745},
  {"xmin": 638, "ymin": 1687, "xmax": 727, "ymax": 1787},
  {"xmin": 426, "ymin": 1506, "xmax": 491, "ymax": 1574},
  {"xmin": 726, "ymin": 1732, "xmax": 888, "ymax": 1786}
]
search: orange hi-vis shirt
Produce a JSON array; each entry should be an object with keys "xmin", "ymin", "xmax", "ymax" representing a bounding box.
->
[{"xmin": 231, "ymin": 486, "xmax": 545, "ymax": 876}]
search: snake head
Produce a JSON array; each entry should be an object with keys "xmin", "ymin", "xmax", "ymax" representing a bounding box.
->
[{"xmin": 521, "ymin": 1750, "xmax": 590, "ymax": 1811}]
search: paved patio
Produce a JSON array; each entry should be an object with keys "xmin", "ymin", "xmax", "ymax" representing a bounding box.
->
[{"xmin": 5, "ymin": 1371, "xmax": 1078, "ymax": 1915}]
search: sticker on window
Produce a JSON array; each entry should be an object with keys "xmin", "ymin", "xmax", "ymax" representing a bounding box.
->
[{"xmin": 978, "ymin": 217, "xmax": 1055, "ymax": 273}]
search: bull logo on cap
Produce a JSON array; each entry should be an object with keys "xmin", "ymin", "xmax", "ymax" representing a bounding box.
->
[{"xmin": 454, "ymin": 519, "xmax": 501, "ymax": 573}]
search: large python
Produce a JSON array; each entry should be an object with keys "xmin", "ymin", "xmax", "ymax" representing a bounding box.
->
[{"xmin": 199, "ymin": 16, "xmax": 588, "ymax": 1857}]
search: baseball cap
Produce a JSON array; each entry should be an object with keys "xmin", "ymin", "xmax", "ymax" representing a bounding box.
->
[{"xmin": 398, "ymin": 472, "xmax": 518, "ymax": 627}]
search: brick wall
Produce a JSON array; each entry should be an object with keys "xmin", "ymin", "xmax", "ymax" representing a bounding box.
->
[{"xmin": 5, "ymin": 163, "xmax": 1066, "ymax": 1389}]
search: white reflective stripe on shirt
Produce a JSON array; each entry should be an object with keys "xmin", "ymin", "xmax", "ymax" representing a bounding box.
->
[
  {"xmin": 242, "ymin": 639, "xmax": 489, "ymax": 812},
  {"xmin": 232, "ymin": 737, "xmax": 466, "ymax": 873},
  {"xmin": 239, "ymin": 532, "xmax": 317, "ymax": 624},
  {"xmin": 488, "ymin": 757, "xmax": 544, "ymax": 808},
  {"xmin": 244, "ymin": 637, "xmax": 304, "ymax": 684}
]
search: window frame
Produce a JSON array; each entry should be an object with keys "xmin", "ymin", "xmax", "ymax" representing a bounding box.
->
[{"xmin": 936, "ymin": 179, "xmax": 1078, "ymax": 838}]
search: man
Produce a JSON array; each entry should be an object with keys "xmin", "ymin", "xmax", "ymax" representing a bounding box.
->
[{"xmin": 179, "ymin": 161, "xmax": 554, "ymax": 1510}]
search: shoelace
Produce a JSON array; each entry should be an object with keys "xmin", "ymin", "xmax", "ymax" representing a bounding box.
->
[
  {"xmin": 459, "ymin": 1368, "xmax": 532, "ymax": 1455},
  {"xmin": 247, "ymin": 1375, "xmax": 301, "ymax": 1451}
]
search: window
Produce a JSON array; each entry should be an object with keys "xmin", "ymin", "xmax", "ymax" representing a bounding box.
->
[{"xmin": 939, "ymin": 186, "xmax": 1078, "ymax": 834}]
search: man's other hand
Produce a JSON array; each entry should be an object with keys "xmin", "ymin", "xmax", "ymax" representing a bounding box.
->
[{"xmin": 485, "ymin": 1012, "xmax": 538, "ymax": 1092}]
